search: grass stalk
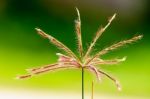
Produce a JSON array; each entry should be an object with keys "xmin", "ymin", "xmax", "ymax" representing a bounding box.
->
[
  {"xmin": 82, "ymin": 67, "xmax": 84, "ymax": 99},
  {"xmin": 91, "ymin": 81, "xmax": 94, "ymax": 99}
]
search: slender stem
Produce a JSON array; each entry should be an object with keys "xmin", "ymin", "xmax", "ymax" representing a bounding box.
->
[
  {"xmin": 82, "ymin": 67, "xmax": 84, "ymax": 99},
  {"xmin": 91, "ymin": 81, "xmax": 94, "ymax": 99}
]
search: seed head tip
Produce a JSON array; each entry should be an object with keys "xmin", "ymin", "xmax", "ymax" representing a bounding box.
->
[
  {"xmin": 122, "ymin": 56, "xmax": 127, "ymax": 61},
  {"xmin": 109, "ymin": 13, "xmax": 116, "ymax": 22},
  {"xmin": 15, "ymin": 76, "xmax": 20, "ymax": 80},
  {"xmin": 56, "ymin": 53, "xmax": 62, "ymax": 56},
  {"xmin": 115, "ymin": 80, "xmax": 122, "ymax": 91},
  {"xmin": 75, "ymin": 7, "xmax": 80, "ymax": 21},
  {"xmin": 35, "ymin": 28, "xmax": 41, "ymax": 31},
  {"xmin": 138, "ymin": 35, "xmax": 143, "ymax": 39}
]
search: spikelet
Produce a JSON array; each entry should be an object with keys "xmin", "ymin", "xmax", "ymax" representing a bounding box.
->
[
  {"xmin": 93, "ymin": 57, "xmax": 126, "ymax": 65},
  {"xmin": 26, "ymin": 63, "xmax": 58, "ymax": 73},
  {"xmin": 75, "ymin": 8, "xmax": 83, "ymax": 57},
  {"xmin": 30, "ymin": 65, "xmax": 77, "ymax": 75},
  {"xmin": 17, "ymin": 65, "xmax": 77, "ymax": 79},
  {"xmin": 86, "ymin": 35, "xmax": 143, "ymax": 65},
  {"xmin": 87, "ymin": 65, "xmax": 101, "ymax": 81},
  {"xmin": 35, "ymin": 28, "xmax": 79, "ymax": 61},
  {"xmin": 84, "ymin": 14, "xmax": 116, "ymax": 60},
  {"xmin": 98, "ymin": 70, "xmax": 121, "ymax": 91},
  {"xmin": 98, "ymin": 35, "xmax": 143, "ymax": 56},
  {"xmin": 16, "ymin": 74, "xmax": 32, "ymax": 79}
]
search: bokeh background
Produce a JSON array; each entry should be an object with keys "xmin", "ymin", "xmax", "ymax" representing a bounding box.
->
[{"xmin": 0, "ymin": 0, "xmax": 150, "ymax": 99}]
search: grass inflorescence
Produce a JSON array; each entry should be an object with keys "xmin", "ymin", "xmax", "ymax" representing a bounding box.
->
[{"xmin": 17, "ymin": 7, "xmax": 143, "ymax": 99}]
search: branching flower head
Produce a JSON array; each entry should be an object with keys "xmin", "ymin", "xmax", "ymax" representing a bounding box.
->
[{"xmin": 17, "ymin": 8, "xmax": 143, "ymax": 91}]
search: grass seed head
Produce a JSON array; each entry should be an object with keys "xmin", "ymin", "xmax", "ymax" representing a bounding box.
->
[{"xmin": 17, "ymin": 8, "xmax": 142, "ymax": 91}]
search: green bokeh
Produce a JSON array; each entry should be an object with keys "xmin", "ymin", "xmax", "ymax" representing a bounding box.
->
[{"xmin": 0, "ymin": 0, "xmax": 150, "ymax": 98}]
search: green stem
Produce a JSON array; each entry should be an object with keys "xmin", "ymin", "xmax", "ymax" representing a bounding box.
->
[
  {"xmin": 82, "ymin": 67, "xmax": 84, "ymax": 99},
  {"xmin": 91, "ymin": 81, "xmax": 94, "ymax": 99}
]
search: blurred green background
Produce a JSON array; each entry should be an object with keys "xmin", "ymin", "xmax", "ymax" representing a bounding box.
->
[{"xmin": 0, "ymin": 0, "xmax": 150, "ymax": 98}]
